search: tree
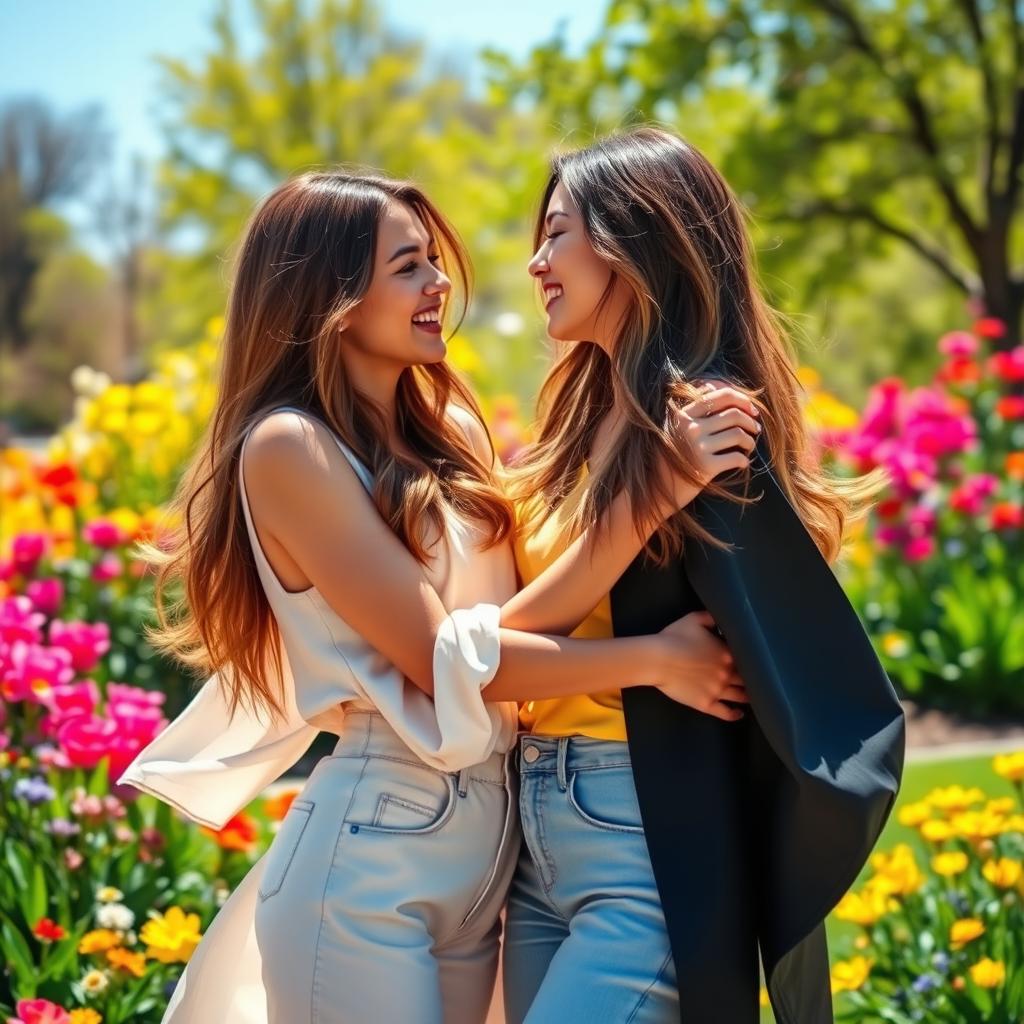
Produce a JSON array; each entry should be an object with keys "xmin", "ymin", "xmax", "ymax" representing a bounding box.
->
[
  {"xmin": 487, "ymin": 0, "xmax": 1024, "ymax": 348},
  {"xmin": 0, "ymin": 98, "xmax": 108, "ymax": 350},
  {"xmin": 152, "ymin": 0, "xmax": 547, "ymax": 355}
]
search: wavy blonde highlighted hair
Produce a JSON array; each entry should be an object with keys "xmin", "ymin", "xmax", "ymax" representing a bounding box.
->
[
  {"xmin": 144, "ymin": 171, "xmax": 513, "ymax": 718},
  {"xmin": 506, "ymin": 126, "xmax": 885, "ymax": 565}
]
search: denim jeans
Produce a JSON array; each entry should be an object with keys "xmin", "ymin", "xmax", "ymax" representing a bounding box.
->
[
  {"xmin": 503, "ymin": 734, "xmax": 679, "ymax": 1023},
  {"xmin": 251, "ymin": 710, "xmax": 519, "ymax": 1023}
]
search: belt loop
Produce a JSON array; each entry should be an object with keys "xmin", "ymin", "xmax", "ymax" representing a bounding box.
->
[
  {"xmin": 456, "ymin": 767, "xmax": 470, "ymax": 798},
  {"xmin": 556, "ymin": 736, "xmax": 569, "ymax": 792}
]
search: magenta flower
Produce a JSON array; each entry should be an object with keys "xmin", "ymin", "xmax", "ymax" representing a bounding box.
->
[
  {"xmin": 904, "ymin": 537, "xmax": 936, "ymax": 562},
  {"xmin": 40, "ymin": 679, "xmax": 100, "ymax": 734},
  {"xmin": 90, "ymin": 553, "xmax": 123, "ymax": 583},
  {"xmin": 82, "ymin": 518, "xmax": 124, "ymax": 548},
  {"xmin": 949, "ymin": 473, "xmax": 999, "ymax": 516},
  {"xmin": 56, "ymin": 714, "xmax": 121, "ymax": 770},
  {"xmin": 25, "ymin": 578, "xmax": 64, "ymax": 617},
  {"xmin": 0, "ymin": 596, "xmax": 45, "ymax": 645},
  {"xmin": 11, "ymin": 533, "xmax": 48, "ymax": 573},
  {"xmin": 987, "ymin": 346, "xmax": 1024, "ymax": 383},
  {"xmin": 47, "ymin": 620, "xmax": 110, "ymax": 673},
  {"xmin": 1, "ymin": 641, "xmax": 74, "ymax": 702}
]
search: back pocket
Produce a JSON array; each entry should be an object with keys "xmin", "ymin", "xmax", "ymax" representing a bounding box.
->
[
  {"xmin": 258, "ymin": 798, "xmax": 314, "ymax": 900},
  {"xmin": 345, "ymin": 757, "xmax": 456, "ymax": 835}
]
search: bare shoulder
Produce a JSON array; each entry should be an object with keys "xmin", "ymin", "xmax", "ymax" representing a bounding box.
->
[
  {"xmin": 243, "ymin": 411, "xmax": 359, "ymax": 495},
  {"xmin": 446, "ymin": 403, "xmax": 494, "ymax": 467}
]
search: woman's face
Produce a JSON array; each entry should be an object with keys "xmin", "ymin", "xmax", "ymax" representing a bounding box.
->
[
  {"xmin": 343, "ymin": 200, "xmax": 452, "ymax": 367},
  {"xmin": 528, "ymin": 181, "xmax": 631, "ymax": 350}
]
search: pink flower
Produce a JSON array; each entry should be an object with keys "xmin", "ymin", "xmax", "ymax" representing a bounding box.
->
[
  {"xmin": 12, "ymin": 1000, "xmax": 70, "ymax": 1024},
  {"xmin": 1, "ymin": 642, "xmax": 74, "ymax": 702},
  {"xmin": 82, "ymin": 518, "xmax": 124, "ymax": 548},
  {"xmin": 904, "ymin": 537, "xmax": 935, "ymax": 562},
  {"xmin": 907, "ymin": 504, "xmax": 937, "ymax": 537},
  {"xmin": 949, "ymin": 473, "xmax": 999, "ymax": 516},
  {"xmin": 938, "ymin": 331, "xmax": 979, "ymax": 358},
  {"xmin": 11, "ymin": 533, "xmax": 48, "ymax": 573},
  {"xmin": 0, "ymin": 558, "xmax": 14, "ymax": 582},
  {"xmin": 25, "ymin": 579, "xmax": 64, "ymax": 617},
  {"xmin": 48, "ymin": 621, "xmax": 110, "ymax": 673},
  {"xmin": 0, "ymin": 596, "xmax": 45, "ymax": 645},
  {"xmin": 62, "ymin": 848, "xmax": 83, "ymax": 870},
  {"xmin": 70, "ymin": 788, "xmax": 104, "ymax": 818},
  {"xmin": 56, "ymin": 715, "xmax": 121, "ymax": 770},
  {"xmin": 90, "ymin": 553, "xmax": 123, "ymax": 583},
  {"xmin": 40, "ymin": 680, "xmax": 100, "ymax": 734}
]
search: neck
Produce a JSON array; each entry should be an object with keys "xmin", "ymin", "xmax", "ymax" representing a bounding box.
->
[{"xmin": 341, "ymin": 347, "xmax": 403, "ymax": 437}]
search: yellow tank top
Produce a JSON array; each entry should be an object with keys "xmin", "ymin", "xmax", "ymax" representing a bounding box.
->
[{"xmin": 512, "ymin": 463, "xmax": 628, "ymax": 741}]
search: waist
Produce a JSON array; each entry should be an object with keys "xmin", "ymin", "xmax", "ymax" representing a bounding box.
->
[
  {"xmin": 517, "ymin": 732, "xmax": 632, "ymax": 774},
  {"xmin": 334, "ymin": 709, "xmax": 512, "ymax": 786}
]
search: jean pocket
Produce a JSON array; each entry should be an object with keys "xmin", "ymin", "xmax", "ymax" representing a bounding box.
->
[
  {"xmin": 257, "ymin": 798, "xmax": 314, "ymax": 900},
  {"xmin": 344, "ymin": 756, "xmax": 457, "ymax": 835},
  {"xmin": 566, "ymin": 765, "xmax": 645, "ymax": 834}
]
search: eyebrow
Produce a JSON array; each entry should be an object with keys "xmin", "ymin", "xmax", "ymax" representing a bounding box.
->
[
  {"xmin": 386, "ymin": 238, "xmax": 437, "ymax": 264},
  {"xmin": 544, "ymin": 210, "xmax": 569, "ymax": 228}
]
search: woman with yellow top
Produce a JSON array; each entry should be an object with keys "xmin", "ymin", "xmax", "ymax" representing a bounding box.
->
[{"xmin": 500, "ymin": 127, "xmax": 905, "ymax": 1024}]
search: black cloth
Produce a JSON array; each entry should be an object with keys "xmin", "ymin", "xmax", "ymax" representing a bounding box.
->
[{"xmin": 611, "ymin": 439, "xmax": 906, "ymax": 1023}]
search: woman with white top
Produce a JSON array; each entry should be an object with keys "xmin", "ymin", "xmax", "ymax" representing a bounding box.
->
[{"xmin": 121, "ymin": 169, "xmax": 760, "ymax": 1023}]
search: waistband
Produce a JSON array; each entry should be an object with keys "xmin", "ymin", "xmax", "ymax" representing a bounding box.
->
[
  {"xmin": 517, "ymin": 733, "xmax": 633, "ymax": 779},
  {"xmin": 333, "ymin": 710, "xmax": 511, "ymax": 786}
]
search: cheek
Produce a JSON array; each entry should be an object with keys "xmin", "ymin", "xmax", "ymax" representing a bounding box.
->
[{"xmin": 556, "ymin": 241, "xmax": 610, "ymax": 318}]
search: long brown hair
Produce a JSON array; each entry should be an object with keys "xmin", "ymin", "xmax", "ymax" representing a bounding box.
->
[
  {"xmin": 507, "ymin": 126, "xmax": 885, "ymax": 564},
  {"xmin": 145, "ymin": 170, "xmax": 513, "ymax": 718}
]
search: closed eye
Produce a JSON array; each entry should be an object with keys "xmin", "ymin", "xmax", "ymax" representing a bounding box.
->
[{"xmin": 397, "ymin": 253, "xmax": 442, "ymax": 275}]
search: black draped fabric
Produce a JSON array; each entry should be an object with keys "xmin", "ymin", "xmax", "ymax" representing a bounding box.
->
[{"xmin": 612, "ymin": 439, "xmax": 906, "ymax": 1023}]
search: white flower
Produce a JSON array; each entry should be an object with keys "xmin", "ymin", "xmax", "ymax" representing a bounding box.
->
[
  {"xmin": 96, "ymin": 902, "xmax": 134, "ymax": 930},
  {"xmin": 82, "ymin": 968, "xmax": 109, "ymax": 995}
]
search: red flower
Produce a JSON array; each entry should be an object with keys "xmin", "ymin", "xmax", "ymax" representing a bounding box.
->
[
  {"xmin": 996, "ymin": 396, "xmax": 1024, "ymax": 420},
  {"xmin": 32, "ymin": 917, "xmax": 66, "ymax": 942},
  {"xmin": 974, "ymin": 317, "xmax": 1007, "ymax": 339},
  {"xmin": 202, "ymin": 811, "xmax": 260, "ymax": 852},
  {"xmin": 876, "ymin": 498, "xmax": 904, "ymax": 521},
  {"xmin": 37, "ymin": 463, "xmax": 77, "ymax": 489},
  {"xmin": 991, "ymin": 502, "xmax": 1024, "ymax": 530},
  {"xmin": 936, "ymin": 357, "xmax": 981, "ymax": 384}
]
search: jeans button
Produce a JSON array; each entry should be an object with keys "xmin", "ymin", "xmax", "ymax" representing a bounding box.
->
[{"xmin": 522, "ymin": 744, "xmax": 541, "ymax": 764}]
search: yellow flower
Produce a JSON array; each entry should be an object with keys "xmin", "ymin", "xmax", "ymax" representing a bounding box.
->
[
  {"xmin": 96, "ymin": 886, "xmax": 123, "ymax": 904},
  {"xmin": 950, "ymin": 918, "xmax": 985, "ymax": 949},
  {"xmin": 81, "ymin": 968, "xmax": 109, "ymax": 994},
  {"xmin": 993, "ymin": 751, "xmax": 1024, "ymax": 782},
  {"xmin": 106, "ymin": 946, "xmax": 146, "ymax": 977},
  {"xmin": 868, "ymin": 844, "xmax": 924, "ymax": 895},
  {"xmin": 931, "ymin": 851, "xmax": 969, "ymax": 877},
  {"xmin": 897, "ymin": 801, "xmax": 931, "ymax": 827},
  {"xmin": 78, "ymin": 929, "xmax": 121, "ymax": 954},
  {"xmin": 880, "ymin": 632, "xmax": 911, "ymax": 659},
  {"xmin": 926, "ymin": 785, "xmax": 986, "ymax": 814},
  {"xmin": 984, "ymin": 797, "xmax": 1015, "ymax": 816},
  {"xmin": 141, "ymin": 906, "xmax": 203, "ymax": 964},
  {"xmin": 969, "ymin": 957, "xmax": 1005, "ymax": 988},
  {"xmin": 69, "ymin": 1011, "xmax": 102, "ymax": 1024},
  {"xmin": 834, "ymin": 887, "xmax": 892, "ymax": 926},
  {"xmin": 982, "ymin": 857, "xmax": 1023, "ymax": 888},
  {"xmin": 830, "ymin": 955, "xmax": 872, "ymax": 994},
  {"xmin": 951, "ymin": 810, "xmax": 1005, "ymax": 841},
  {"xmin": 920, "ymin": 819, "xmax": 955, "ymax": 842}
]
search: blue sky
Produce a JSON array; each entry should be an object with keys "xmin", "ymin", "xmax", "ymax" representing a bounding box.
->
[
  {"xmin": 0, "ymin": 0, "xmax": 602, "ymax": 255},
  {"xmin": 1, "ymin": 1, "xmax": 603, "ymax": 163}
]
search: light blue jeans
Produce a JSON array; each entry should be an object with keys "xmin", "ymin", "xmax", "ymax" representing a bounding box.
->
[
  {"xmin": 503, "ymin": 734, "xmax": 680, "ymax": 1023},
  {"xmin": 254, "ymin": 710, "xmax": 519, "ymax": 1023}
]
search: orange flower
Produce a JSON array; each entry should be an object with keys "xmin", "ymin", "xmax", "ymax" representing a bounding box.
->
[
  {"xmin": 263, "ymin": 789, "xmax": 299, "ymax": 822},
  {"xmin": 202, "ymin": 811, "xmax": 259, "ymax": 852},
  {"xmin": 1007, "ymin": 452, "xmax": 1024, "ymax": 481},
  {"xmin": 106, "ymin": 946, "xmax": 146, "ymax": 977}
]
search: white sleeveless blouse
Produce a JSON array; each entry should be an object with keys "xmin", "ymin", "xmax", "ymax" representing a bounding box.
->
[{"xmin": 119, "ymin": 406, "xmax": 518, "ymax": 829}]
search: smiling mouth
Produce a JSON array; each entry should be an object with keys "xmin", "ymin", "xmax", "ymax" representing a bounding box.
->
[
  {"xmin": 412, "ymin": 308, "xmax": 443, "ymax": 335},
  {"xmin": 543, "ymin": 284, "xmax": 563, "ymax": 310}
]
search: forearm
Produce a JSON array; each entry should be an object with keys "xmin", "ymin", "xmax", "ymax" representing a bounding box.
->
[
  {"xmin": 483, "ymin": 629, "xmax": 657, "ymax": 702},
  {"xmin": 500, "ymin": 484, "xmax": 697, "ymax": 637}
]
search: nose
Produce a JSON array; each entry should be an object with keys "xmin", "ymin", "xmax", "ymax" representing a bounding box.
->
[
  {"xmin": 425, "ymin": 268, "xmax": 452, "ymax": 296},
  {"xmin": 528, "ymin": 246, "xmax": 549, "ymax": 278}
]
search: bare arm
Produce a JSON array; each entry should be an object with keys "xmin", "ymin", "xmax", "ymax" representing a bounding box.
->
[{"xmin": 243, "ymin": 412, "xmax": 683, "ymax": 704}]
